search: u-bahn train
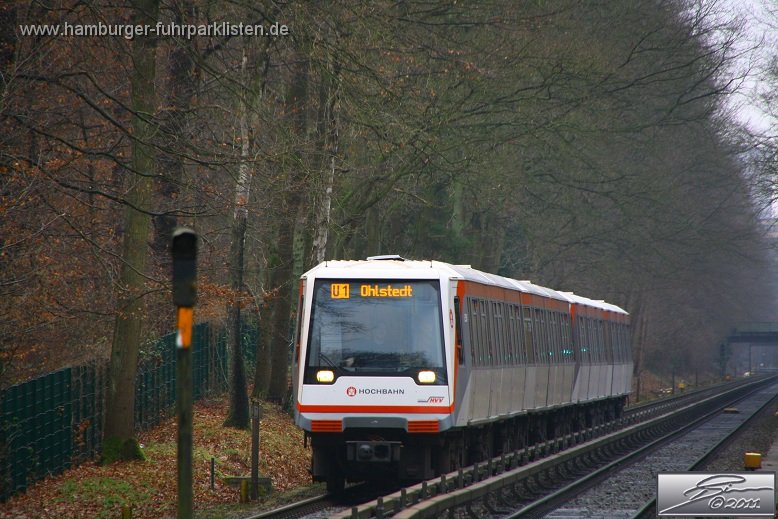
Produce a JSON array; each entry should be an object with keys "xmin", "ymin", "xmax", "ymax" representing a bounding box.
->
[{"xmin": 291, "ymin": 256, "xmax": 632, "ymax": 491}]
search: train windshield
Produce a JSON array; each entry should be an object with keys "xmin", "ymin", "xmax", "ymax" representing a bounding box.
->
[{"xmin": 306, "ymin": 279, "xmax": 445, "ymax": 379}]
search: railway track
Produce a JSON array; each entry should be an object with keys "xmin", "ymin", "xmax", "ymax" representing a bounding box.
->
[
  {"xmin": 247, "ymin": 376, "xmax": 775, "ymax": 519},
  {"xmin": 242, "ymin": 482, "xmax": 397, "ymax": 519},
  {"xmin": 513, "ymin": 379, "xmax": 778, "ymax": 518}
]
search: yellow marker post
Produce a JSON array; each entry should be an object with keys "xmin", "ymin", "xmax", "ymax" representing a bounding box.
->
[{"xmin": 745, "ymin": 452, "xmax": 762, "ymax": 470}]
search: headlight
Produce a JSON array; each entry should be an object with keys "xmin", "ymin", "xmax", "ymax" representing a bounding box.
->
[
  {"xmin": 417, "ymin": 370, "xmax": 436, "ymax": 384},
  {"xmin": 316, "ymin": 370, "xmax": 335, "ymax": 383}
]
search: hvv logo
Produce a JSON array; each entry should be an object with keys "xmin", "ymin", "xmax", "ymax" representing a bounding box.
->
[{"xmin": 657, "ymin": 472, "xmax": 775, "ymax": 516}]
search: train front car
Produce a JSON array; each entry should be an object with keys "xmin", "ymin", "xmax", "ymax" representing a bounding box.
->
[{"xmin": 292, "ymin": 257, "xmax": 455, "ymax": 492}]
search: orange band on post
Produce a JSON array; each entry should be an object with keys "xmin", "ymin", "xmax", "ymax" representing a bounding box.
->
[{"xmin": 177, "ymin": 307, "xmax": 194, "ymax": 348}]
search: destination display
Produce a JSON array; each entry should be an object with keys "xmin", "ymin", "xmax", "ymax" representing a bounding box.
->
[{"xmin": 330, "ymin": 283, "xmax": 414, "ymax": 299}]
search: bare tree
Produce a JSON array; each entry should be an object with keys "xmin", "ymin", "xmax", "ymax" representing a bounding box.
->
[{"xmin": 103, "ymin": 0, "xmax": 160, "ymax": 461}]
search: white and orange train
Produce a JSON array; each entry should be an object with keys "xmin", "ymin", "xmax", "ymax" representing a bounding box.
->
[{"xmin": 291, "ymin": 256, "xmax": 632, "ymax": 491}]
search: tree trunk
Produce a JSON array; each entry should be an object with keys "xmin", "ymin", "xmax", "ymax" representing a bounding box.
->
[
  {"xmin": 152, "ymin": 0, "xmax": 196, "ymax": 263},
  {"xmin": 102, "ymin": 0, "xmax": 159, "ymax": 462},
  {"xmin": 311, "ymin": 58, "xmax": 340, "ymax": 264},
  {"xmin": 224, "ymin": 47, "xmax": 252, "ymax": 429},
  {"xmin": 267, "ymin": 217, "xmax": 295, "ymax": 403},
  {"xmin": 266, "ymin": 55, "xmax": 308, "ymax": 403},
  {"xmin": 252, "ymin": 299, "xmax": 272, "ymax": 397}
]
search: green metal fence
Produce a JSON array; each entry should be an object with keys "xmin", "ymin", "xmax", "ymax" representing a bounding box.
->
[{"xmin": 0, "ymin": 320, "xmax": 258, "ymax": 501}]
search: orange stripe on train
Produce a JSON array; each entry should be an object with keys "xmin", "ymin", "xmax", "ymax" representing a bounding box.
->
[{"xmin": 297, "ymin": 403, "xmax": 453, "ymax": 414}]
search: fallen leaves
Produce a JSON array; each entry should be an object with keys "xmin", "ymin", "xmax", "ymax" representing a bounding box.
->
[{"xmin": 0, "ymin": 396, "xmax": 312, "ymax": 519}]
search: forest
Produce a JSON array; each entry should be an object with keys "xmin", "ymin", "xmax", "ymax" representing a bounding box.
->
[{"xmin": 1, "ymin": 0, "xmax": 777, "ymax": 452}]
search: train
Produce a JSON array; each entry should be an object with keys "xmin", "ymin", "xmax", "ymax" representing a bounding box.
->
[{"xmin": 291, "ymin": 256, "xmax": 632, "ymax": 491}]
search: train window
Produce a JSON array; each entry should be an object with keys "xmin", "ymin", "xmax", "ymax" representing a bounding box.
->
[
  {"xmin": 601, "ymin": 321, "xmax": 607, "ymax": 362},
  {"xmin": 523, "ymin": 306, "xmax": 535, "ymax": 364},
  {"xmin": 549, "ymin": 310, "xmax": 558, "ymax": 361},
  {"xmin": 586, "ymin": 318, "xmax": 596, "ymax": 363},
  {"xmin": 548, "ymin": 311, "xmax": 557, "ymax": 360},
  {"xmin": 482, "ymin": 306, "xmax": 488, "ymax": 366},
  {"xmin": 531, "ymin": 308, "xmax": 540, "ymax": 362},
  {"xmin": 534, "ymin": 308, "xmax": 547, "ymax": 364},
  {"xmin": 609, "ymin": 322, "xmax": 618, "ymax": 363},
  {"xmin": 505, "ymin": 304, "xmax": 512, "ymax": 364},
  {"xmin": 559, "ymin": 312, "xmax": 566, "ymax": 362},
  {"xmin": 482, "ymin": 300, "xmax": 489, "ymax": 365},
  {"xmin": 304, "ymin": 279, "xmax": 446, "ymax": 382},
  {"xmin": 596, "ymin": 319, "xmax": 603, "ymax": 363},
  {"xmin": 608, "ymin": 321, "xmax": 622, "ymax": 363},
  {"xmin": 557, "ymin": 312, "xmax": 566, "ymax": 362},
  {"xmin": 570, "ymin": 314, "xmax": 576, "ymax": 363},
  {"xmin": 609, "ymin": 321, "xmax": 615, "ymax": 363},
  {"xmin": 486, "ymin": 301, "xmax": 496, "ymax": 366},
  {"xmin": 585, "ymin": 317, "xmax": 593, "ymax": 363},
  {"xmin": 603, "ymin": 320, "xmax": 612, "ymax": 363},
  {"xmin": 503, "ymin": 303, "xmax": 511, "ymax": 364},
  {"xmin": 454, "ymin": 297, "xmax": 464, "ymax": 366},
  {"xmin": 475, "ymin": 299, "xmax": 485, "ymax": 366},
  {"xmin": 485, "ymin": 301, "xmax": 494, "ymax": 366},
  {"xmin": 468, "ymin": 298, "xmax": 481, "ymax": 366},
  {"xmin": 510, "ymin": 304, "xmax": 524, "ymax": 364},
  {"xmin": 506, "ymin": 304, "xmax": 521, "ymax": 365},
  {"xmin": 484, "ymin": 302, "xmax": 491, "ymax": 365},
  {"xmin": 493, "ymin": 301, "xmax": 505, "ymax": 364},
  {"xmin": 507, "ymin": 305, "xmax": 516, "ymax": 365},
  {"xmin": 471, "ymin": 299, "xmax": 479, "ymax": 366},
  {"xmin": 474, "ymin": 298, "xmax": 489, "ymax": 367},
  {"xmin": 538, "ymin": 309, "xmax": 547, "ymax": 363},
  {"xmin": 597, "ymin": 320, "xmax": 606, "ymax": 363},
  {"xmin": 543, "ymin": 309, "xmax": 550, "ymax": 363},
  {"xmin": 466, "ymin": 299, "xmax": 473, "ymax": 364},
  {"xmin": 505, "ymin": 305, "xmax": 512, "ymax": 364},
  {"xmin": 561, "ymin": 313, "xmax": 573, "ymax": 363},
  {"xmin": 576, "ymin": 316, "xmax": 586, "ymax": 363},
  {"xmin": 559, "ymin": 312, "xmax": 565, "ymax": 361}
]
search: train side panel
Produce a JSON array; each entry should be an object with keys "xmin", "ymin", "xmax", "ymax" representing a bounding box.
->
[
  {"xmin": 571, "ymin": 364, "xmax": 590, "ymax": 402},
  {"xmin": 523, "ymin": 365, "xmax": 538, "ymax": 409}
]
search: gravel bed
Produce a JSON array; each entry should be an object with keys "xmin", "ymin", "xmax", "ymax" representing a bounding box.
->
[{"xmin": 542, "ymin": 383, "xmax": 778, "ymax": 518}]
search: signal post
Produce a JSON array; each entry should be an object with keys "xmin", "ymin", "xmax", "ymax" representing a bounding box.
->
[{"xmin": 172, "ymin": 228, "xmax": 197, "ymax": 519}]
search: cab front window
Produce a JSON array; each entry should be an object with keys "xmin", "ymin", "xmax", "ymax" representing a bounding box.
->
[{"xmin": 304, "ymin": 279, "xmax": 445, "ymax": 383}]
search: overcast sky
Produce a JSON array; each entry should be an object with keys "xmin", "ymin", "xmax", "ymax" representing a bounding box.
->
[{"xmin": 719, "ymin": 0, "xmax": 775, "ymax": 133}]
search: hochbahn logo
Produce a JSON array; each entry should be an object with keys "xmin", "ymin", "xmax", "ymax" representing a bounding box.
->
[{"xmin": 345, "ymin": 386, "xmax": 405, "ymax": 397}]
